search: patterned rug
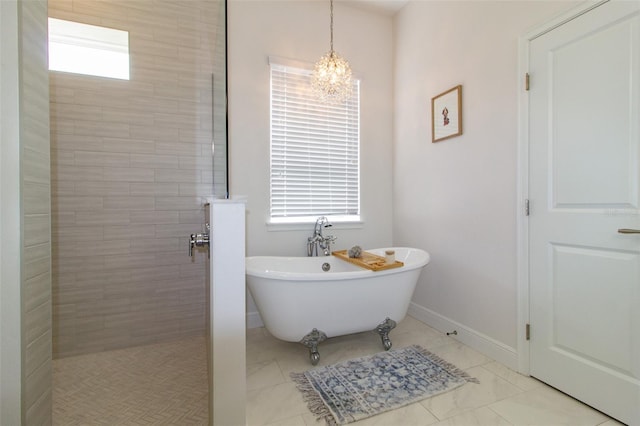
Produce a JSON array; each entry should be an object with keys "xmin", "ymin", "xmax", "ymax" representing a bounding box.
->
[{"xmin": 291, "ymin": 345, "xmax": 479, "ymax": 425}]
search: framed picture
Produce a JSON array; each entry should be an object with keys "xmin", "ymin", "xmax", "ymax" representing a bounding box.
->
[{"xmin": 431, "ymin": 85, "xmax": 462, "ymax": 142}]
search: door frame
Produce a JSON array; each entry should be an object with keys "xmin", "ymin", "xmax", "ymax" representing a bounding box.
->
[{"xmin": 515, "ymin": 0, "xmax": 609, "ymax": 375}]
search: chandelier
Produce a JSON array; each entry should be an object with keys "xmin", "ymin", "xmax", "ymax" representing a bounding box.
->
[{"xmin": 312, "ymin": 0, "xmax": 353, "ymax": 104}]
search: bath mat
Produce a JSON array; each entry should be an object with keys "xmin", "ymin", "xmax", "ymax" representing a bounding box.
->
[{"xmin": 291, "ymin": 345, "xmax": 478, "ymax": 426}]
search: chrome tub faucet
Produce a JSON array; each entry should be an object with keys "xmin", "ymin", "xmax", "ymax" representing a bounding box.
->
[{"xmin": 307, "ymin": 216, "xmax": 336, "ymax": 256}]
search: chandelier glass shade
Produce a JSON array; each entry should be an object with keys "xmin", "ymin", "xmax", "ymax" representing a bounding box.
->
[{"xmin": 312, "ymin": 0, "xmax": 353, "ymax": 104}]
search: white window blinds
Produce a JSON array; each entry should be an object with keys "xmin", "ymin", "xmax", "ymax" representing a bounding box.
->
[{"xmin": 270, "ymin": 61, "xmax": 360, "ymax": 222}]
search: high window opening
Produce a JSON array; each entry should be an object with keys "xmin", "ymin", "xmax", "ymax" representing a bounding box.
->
[{"xmin": 48, "ymin": 18, "xmax": 130, "ymax": 80}]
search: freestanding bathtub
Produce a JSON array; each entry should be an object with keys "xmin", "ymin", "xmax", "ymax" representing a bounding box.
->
[{"xmin": 246, "ymin": 247, "xmax": 430, "ymax": 364}]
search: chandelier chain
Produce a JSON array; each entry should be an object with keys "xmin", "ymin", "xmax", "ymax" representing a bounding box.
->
[{"xmin": 330, "ymin": 0, "xmax": 334, "ymax": 52}]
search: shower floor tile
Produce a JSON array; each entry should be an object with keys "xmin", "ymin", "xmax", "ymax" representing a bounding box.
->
[{"xmin": 53, "ymin": 335, "xmax": 208, "ymax": 425}]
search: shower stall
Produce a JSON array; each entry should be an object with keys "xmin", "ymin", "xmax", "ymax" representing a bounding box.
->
[
  {"xmin": 49, "ymin": 0, "xmax": 227, "ymax": 358},
  {"xmin": 49, "ymin": 0, "xmax": 229, "ymax": 422}
]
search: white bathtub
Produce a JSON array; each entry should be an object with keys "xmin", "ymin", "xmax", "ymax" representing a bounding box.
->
[{"xmin": 246, "ymin": 247, "xmax": 430, "ymax": 362}]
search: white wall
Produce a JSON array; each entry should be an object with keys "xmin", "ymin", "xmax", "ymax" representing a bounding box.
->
[
  {"xmin": 228, "ymin": 1, "xmax": 394, "ymax": 320},
  {"xmin": 210, "ymin": 200, "xmax": 246, "ymax": 426},
  {"xmin": 394, "ymin": 1, "xmax": 577, "ymax": 357}
]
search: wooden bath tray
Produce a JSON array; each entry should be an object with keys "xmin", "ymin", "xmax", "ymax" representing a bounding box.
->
[{"xmin": 332, "ymin": 250, "xmax": 404, "ymax": 271}]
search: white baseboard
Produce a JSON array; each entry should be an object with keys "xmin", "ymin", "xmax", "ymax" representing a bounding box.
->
[
  {"xmin": 246, "ymin": 310, "xmax": 264, "ymax": 329},
  {"xmin": 408, "ymin": 302, "xmax": 518, "ymax": 370}
]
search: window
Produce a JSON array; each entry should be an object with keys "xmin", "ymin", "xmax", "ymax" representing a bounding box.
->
[
  {"xmin": 48, "ymin": 18, "xmax": 130, "ymax": 80},
  {"xmin": 270, "ymin": 58, "xmax": 360, "ymax": 224}
]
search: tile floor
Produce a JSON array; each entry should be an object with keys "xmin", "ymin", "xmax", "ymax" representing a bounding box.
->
[
  {"xmin": 52, "ymin": 335, "xmax": 209, "ymax": 425},
  {"xmin": 247, "ymin": 316, "xmax": 623, "ymax": 426},
  {"xmin": 52, "ymin": 316, "xmax": 624, "ymax": 425}
]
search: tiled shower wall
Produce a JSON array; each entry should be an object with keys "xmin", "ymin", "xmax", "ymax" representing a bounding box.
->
[
  {"xmin": 21, "ymin": 0, "xmax": 53, "ymax": 421},
  {"xmin": 50, "ymin": 0, "xmax": 223, "ymax": 358}
]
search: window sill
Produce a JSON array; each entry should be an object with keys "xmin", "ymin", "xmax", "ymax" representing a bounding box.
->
[{"xmin": 265, "ymin": 220, "xmax": 364, "ymax": 232}]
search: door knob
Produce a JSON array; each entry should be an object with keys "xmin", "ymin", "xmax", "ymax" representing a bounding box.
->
[{"xmin": 618, "ymin": 229, "xmax": 640, "ymax": 234}]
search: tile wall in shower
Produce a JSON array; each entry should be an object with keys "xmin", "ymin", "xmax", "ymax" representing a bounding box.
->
[
  {"xmin": 49, "ymin": 0, "xmax": 222, "ymax": 358},
  {"xmin": 21, "ymin": 0, "xmax": 53, "ymax": 421}
]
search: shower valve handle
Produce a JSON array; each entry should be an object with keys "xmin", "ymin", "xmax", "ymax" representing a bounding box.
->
[{"xmin": 189, "ymin": 232, "xmax": 210, "ymax": 256}]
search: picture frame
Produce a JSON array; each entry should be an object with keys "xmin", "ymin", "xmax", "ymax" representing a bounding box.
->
[{"xmin": 431, "ymin": 85, "xmax": 462, "ymax": 143}]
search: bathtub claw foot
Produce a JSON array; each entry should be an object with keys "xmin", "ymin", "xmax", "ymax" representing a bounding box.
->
[
  {"xmin": 374, "ymin": 318, "xmax": 397, "ymax": 351},
  {"xmin": 382, "ymin": 336, "xmax": 392, "ymax": 351},
  {"xmin": 310, "ymin": 351, "xmax": 320, "ymax": 365},
  {"xmin": 300, "ymin": 328, "xmax": 327, "ymax": 366}
]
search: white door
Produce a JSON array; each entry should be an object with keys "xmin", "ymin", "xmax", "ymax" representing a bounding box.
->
[{"xmin": 529, "ymin": 1, "xmax": 640, "ymax": 424}]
